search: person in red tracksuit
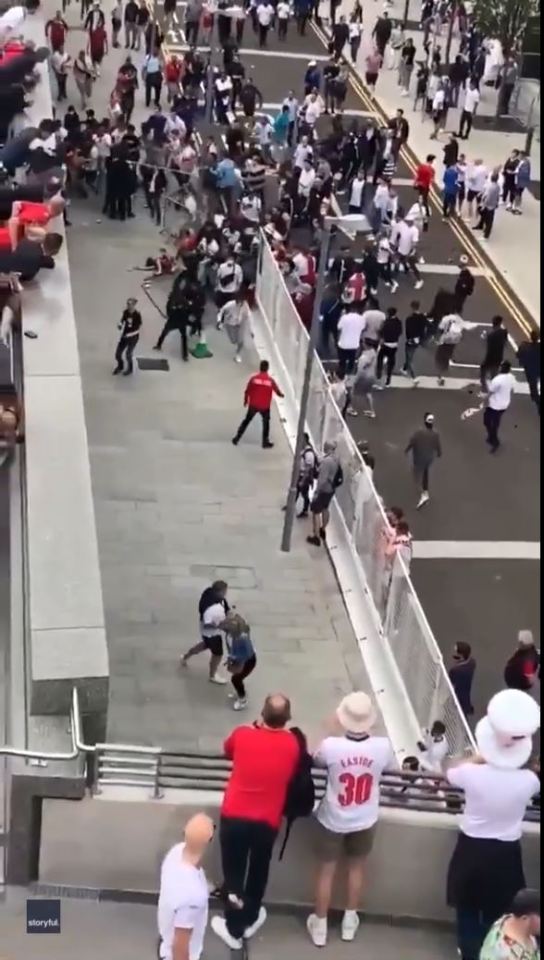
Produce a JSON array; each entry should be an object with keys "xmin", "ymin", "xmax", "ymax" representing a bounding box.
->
[{"xmin": 232, "ymin": 360, "xmax": 284, "ymax": 449}]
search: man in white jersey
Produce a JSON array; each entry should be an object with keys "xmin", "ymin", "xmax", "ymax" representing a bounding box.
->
[
  {"xmin": 157, "ymin": 813, "xmax": 214, "ymax": 960},
  {"xmin": 307, "ymin": 692, "xmax": 393, "ymax": 947}
]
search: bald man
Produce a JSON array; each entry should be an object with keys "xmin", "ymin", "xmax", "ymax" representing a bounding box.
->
[
  {"xmin": 157, "ymin": 814, "xmax": 214, "ymax": 960},
  {"xmin": 211, "ymin": 694, "xmax": 300, "ymax": 949}
]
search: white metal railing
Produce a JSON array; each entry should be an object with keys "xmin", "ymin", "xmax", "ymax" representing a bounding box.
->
[{"xmin": 255, "ymin": 238, "xmax": 475, "ymax": 759}]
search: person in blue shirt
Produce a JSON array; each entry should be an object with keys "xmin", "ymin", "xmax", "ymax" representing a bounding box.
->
[
  {"xmin": 304, "ymin": 59, "xmax": 321, "ymax": 95},
  {"xmin": 442, "ymin": 162, "xmax": 458, "ymax": 219},
  {"xmin": 214, "ymin": 155, "xmax": 240, "ymax": 216},
  {"xmin": 273, "ymin": 105, "xmax": 290, "ymax": 147},
  {"xmin": 223, "ymin": 613, "xmax": 257, "ymax": 711}
]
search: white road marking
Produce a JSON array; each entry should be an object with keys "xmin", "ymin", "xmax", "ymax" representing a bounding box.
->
[
  {"xmin": 413, "ymin": 542, "xmax": 540, "ymax": 561},
  {"xmin": 386, "ymin": 375, "xmax": 529, "ymax": 393}
]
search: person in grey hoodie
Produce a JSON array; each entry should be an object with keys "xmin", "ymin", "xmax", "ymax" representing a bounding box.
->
[
  {"xmin": 405, "ymin": 412, "xmax": 441, "ymax": 509},
  {"xmin": 307, "ymin": 440, "xmax": 343, "ymax": 546}
]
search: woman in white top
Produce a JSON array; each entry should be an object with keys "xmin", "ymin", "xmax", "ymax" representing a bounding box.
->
[
  {"xmin": 445, "ymin": 689, "xmax": 540, "ymax": 960},
  {"xmin": 216, "ymin": 290, "xmax": 251, "ymax": 361}
]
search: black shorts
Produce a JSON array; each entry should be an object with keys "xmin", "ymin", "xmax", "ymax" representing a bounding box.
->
[
  {"xmin": 467, "ymin": 188, "xmax": 480, "ymax": 203},
  {"xmin": 202, "ymin": 634, "xmax": 223, "ymax": 656},
  {"xmin": 311, "ymin": 490, "xmax": 334, "ymax": 514}
]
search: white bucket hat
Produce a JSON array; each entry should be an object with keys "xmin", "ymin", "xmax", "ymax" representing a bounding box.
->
[
  {"xmin": 336, "ymin": 692, "xmax": 376, "ymax": 735},
  {"xmin": 475, "ymin": 689, "xmax": 540, "ymax": 770}
]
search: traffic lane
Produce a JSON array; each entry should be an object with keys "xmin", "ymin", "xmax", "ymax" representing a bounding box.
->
[
  {"xmin": 244, "ymin": 53, "xmax": 364, "ymax": 113},
  {"xmin": 347, "ymin": 387, "xmax": 540, "ymax": 542},
  {"xmin": 411, "ymin": 559, "xmax": 541, "ymax": 719}
]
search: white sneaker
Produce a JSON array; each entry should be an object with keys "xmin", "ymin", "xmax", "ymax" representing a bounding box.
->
[
  {"xmin": 390, "ymin": 280, "xmax": 399, "ymax": 293},
  {"xmin": 414, "ymin": 279, "xmax": 424, "ymax": 290},
  {"xmin": 233, "ymin": 354, "xmax": 242, "ymax": 363},
  {"xmin": 211, "ymin": 916, "xmax": 243, "ymax": 950},
  {"xmin": 363, "ymin": 410, "xmax": 376, "ymax": 418},
  {"xmin": 209, "ymin": 674, "xmax": 228, "ymax": 685},
  {"xmin": 417, "ymin": 491, "xmax": 430, "ymax": 509},
  {"xmin": 341, "ymin": 910, "xmax": 360, "ymax": 942},
  {"xmin": 244, "ymin": 906, "xmax": 267, "ymax": 939},
  {"xmin": 307, "ymin": 913, "xmax": 327, "ymax": 947},
  {"xmin": 233, "ymin": 697, "xmax": 248, "ymax": 711}
]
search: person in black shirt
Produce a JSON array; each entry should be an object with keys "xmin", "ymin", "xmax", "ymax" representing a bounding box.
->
[
  {"xmin": 504, "ymin": 631, "xmax": 540, "ymax": 692},
  {"xmin": 323, "ymin": 56, "xmax": 340, "ymax": 113},
  {"xmin": 480, "ymin": 315, "xmax": 507, "ymax": 388},
  {"xmin": 4, "ymin": 231, "xmax": 63, "ymax": 281},
  {"xmin": 453, "ymin": 256, "xmax": 474, "ymax": 313},
  {"xmin": 154, "ymin": 282, "xmax": 200, "ymax": 360},
  {"xmin": 113, "ymin": 297, "xmax": 142, "ymax": 375},
  {"xmin": 376, "ymin": 307, "xmax": 402, "ymax": 386},
  {"xmin": 403, "ymin": 300, "xmax": 427, "ymax": 382},
  {"xmin": 181, "ymin": 580, "xmax": 230, "ymax": 678},
  {"xmin": 448, "ymin": 641, "xmax": 476, "ymax": 717},
  {"xmin": 502, "ymin": 149, "xmax": 520, "ymax": 208},
  {"xmin": 331, "ymin": 17, "xmax": 349, "ymax": 58}
]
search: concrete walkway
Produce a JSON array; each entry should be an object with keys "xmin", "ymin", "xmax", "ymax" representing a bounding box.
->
[
  {"xmin": 0, "ymin": 888, "xmax": 456, "ymax": 959},
  {"xmin": 332, "ymin": 0, "xmax": 541, "ymax": 323},
  {"xmin": 49, "ymin": 3, "xmax": 375, "ymax": 751}
]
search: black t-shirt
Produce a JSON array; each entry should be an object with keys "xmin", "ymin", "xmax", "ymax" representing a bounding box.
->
[
  {"xmin": 9, "ymin": 239, "xmax": 55, "ymax": 281},
  {"xmin": 119, "ymin": 309, "xmax": 142, "ymax": 338}
]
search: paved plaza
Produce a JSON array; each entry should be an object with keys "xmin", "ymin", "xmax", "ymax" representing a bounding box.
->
[{"xmin": 0, "ymin": 888, "xmax": 456, "ymax": 959}]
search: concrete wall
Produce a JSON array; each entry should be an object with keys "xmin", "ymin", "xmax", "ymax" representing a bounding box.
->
[
  {"xmin": 20, "ymin": 12, "xmax": 109, "ymax": 723},
  {"xmin": 39, "ymin": 793, "xmax": 540, "ymax": 922}
]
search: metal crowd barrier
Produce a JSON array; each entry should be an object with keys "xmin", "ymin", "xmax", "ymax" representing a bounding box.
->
[{"xmin": 255, "ymin": 237, "xmax": 475, "ymax": 759}]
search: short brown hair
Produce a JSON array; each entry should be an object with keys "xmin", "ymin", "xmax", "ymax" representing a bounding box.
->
[{"xmin": 262, "ymin": 694, "xmax": 291, "ymax": 729}]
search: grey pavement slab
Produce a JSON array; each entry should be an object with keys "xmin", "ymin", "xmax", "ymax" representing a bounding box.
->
[{"xmin": 0, "ymin": 888, "xmax": 456, "ymax": 959}]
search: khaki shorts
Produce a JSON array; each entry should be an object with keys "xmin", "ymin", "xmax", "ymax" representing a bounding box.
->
[{"xmin": 315, "ymin": 820, "xmax": 376, "ymax": 861}]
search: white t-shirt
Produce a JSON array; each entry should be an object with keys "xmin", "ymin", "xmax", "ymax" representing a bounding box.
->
[
  {"xmin": 200, "ymin": 602, "xmax": 225, "ymax": 637},
  {"xmin": 305, "ymin": 99, "xmax": 322, "ymax": 126},
  {"xmin": 294, "ymin": 143, "xmax": 312, "ymax": 169},
  {"xmin": 257, "ymin": 3, "xmax": 273, "ymax": 25},
  {"xmin": 349, "ymin": 22, "xmax": 361, "ymax": 39},
  {"xmin": 216, "ymin": 261, "xmax": 243, "ymax": 294},
  {"xmin": 467, "ymin": 163, "xmax": 488, "ymax": 194},
  {"xmin": 487, "ymin": 372, "xmax": 516, "ymax": 411},
  {"xmin": 349, "ymin": 178, "xmax": 365, "ymax": 207},
  {"xmin": 315, "ymin": 735, "xmax": 394, "ymax": 832},
  {"xmin": 158, "ymin": 843, "xmax": 209, "ymax": 960},
  {"xmin": 463, "ymin": 87, "xmax": 480, "ymax": 114},
  {"xmin": 376, "ymin": 237, "xmax": 391, "ymax": 264},
  {"xmin": 277, "ymin": 2, "xmax": 290, "ymax": 18},
  {"xmin": 337, "ymin": 311, "xmax": 366, "ymax": 350},
  {"xmin": 419, "ymin": 732, "xmax": 449, "ymax": 773},
  {"xmin": 298, "ymin": 167, "xmax": 315, "ymax": 196},
  {"xmin": 393, "ymin": 221, "xmax": 419, "ymax": 256},
  {"xmin": 446, "ymin": 763, "xmax": 539, "ymax": 841}
]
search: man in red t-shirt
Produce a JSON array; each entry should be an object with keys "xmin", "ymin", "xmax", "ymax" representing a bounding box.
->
[
  {"xmin": 211, "ymin": 694, "xmax": 299, "ymax": 950},
  {"xmin": 232, "ymin": 360, "xmax": 284, "ymax": 450},
  {"xmin": 414, "ymin": 153, "xmax": 435, "ymax": 216}
]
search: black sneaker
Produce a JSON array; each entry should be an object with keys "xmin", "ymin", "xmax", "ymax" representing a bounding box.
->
[
  {"xmin": 262, "ymin": 441, "xmax": 274, "ymax": 449},
  {"xmin": 123, "ymin": 368, "xmax": 133, "ymax": 376},
  {"xmin": 112, "ymin": 366, "xmax": 122, "ymax": 375},
  {"xmin": 306, "ymin": 535, "xmax": 321, "ymax": 546},
  {"xmin": 232, "ymin": 437, "xmax": 239, "ymax": 446}
]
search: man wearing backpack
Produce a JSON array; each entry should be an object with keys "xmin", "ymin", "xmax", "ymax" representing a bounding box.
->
[
  {"xmin": 307, "ymin": 692, "xmax": 394, "ymax": 947},
  {"xmin": 211, "ymin": 694, "xmax": 301, "ymax": 951},
  {"xmin": 307, "ymin": 440, "xmax": 343, "ymax": 546}
]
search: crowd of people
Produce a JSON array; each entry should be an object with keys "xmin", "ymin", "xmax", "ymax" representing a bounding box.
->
[
  {"xmin": 158, "ymin": 674, "xmax": 540, "ymax": 959},
  {"xmin": 1, "ymin": 5, "xmax": 540, "ymax": 960}
]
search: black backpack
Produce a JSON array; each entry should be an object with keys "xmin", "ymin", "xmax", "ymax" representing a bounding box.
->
[{"xmin": 279, "ymin": 727, "xmax": 315, "ymax": 860}]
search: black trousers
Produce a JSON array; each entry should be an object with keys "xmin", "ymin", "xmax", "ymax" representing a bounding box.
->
[
  {"xmin": 156, "ymin": 321, "xmax": 189, "ymax": 359},
  {"xmin": 476, "ymin": 208, "xmax": 495, "ymax": 238},
  {"xmin": 230, "ymin": 655, "xmax": 257, "ymax": 698},
  {"xmin": 55, "ymin": 71, "xmax": 67, "ymax": 100},
  {"xmin": 104, "ymin": 194, "xmax": 128, "ymax": 219},
  {"xmin": 114, "ymin": 335, "xmax": 138, "ymax": 371},
  {"xmin": 233, "ymin": 407, "xmax": 271, "ymax": 445},
  {"xmin": 443, "ymin": 192, "xmax": 456, "ymax": 218},
  {"xmin": 278, "ymin": 17, "xmax": 288, "ymax": 38},
  {"xmin": 185, "ymin": 19, "xmax": 199, "ymax": 45},
  {"xmin": 145, "ymin": 74, "xmax": 162, "ymax": 106},
  {"xmin": 458, "ymin": 109, "xmax": 473, "ymax": 138},
  {"xmin": 376, "ymin": 344, "xmax": 397, "ymax": 384},
  {"xmin": 483, "ymin": 406, "xmax": 504, "ymax": 449},
  {"xmin": 258, "ymin": 23, "xmax": 269, "ymax": 46},
  {"xmin": 337, "ymin": 346, "xmax": 357, "ymax": 379},
  {"xmin": 220, "ymin": 817, "xmax": 277, "ymax": 940}
]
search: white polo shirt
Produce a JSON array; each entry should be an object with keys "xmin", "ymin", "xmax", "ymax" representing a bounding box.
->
[
  {"xmin": 349, "ymin": 178, "xmax": 366, "ymax": 207},
  {"xmin": 257, "ymin": 3, "xmax": 273, "ymax": 25},
  {"xmin": 463, "ymin": 87, "xmax": 480, "ymax": 114},
  {"xmin": 487, "ymin": 372, "xmax": 516, "ymax": 411},
  {"xmin": 158, "ymin": 843, "xmax": 209, "ymax": 960},
  {"xmin": 337, "ymin": 311, "xmax": 366, "ymax": 350}
]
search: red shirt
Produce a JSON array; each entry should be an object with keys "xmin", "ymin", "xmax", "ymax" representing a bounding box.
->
[
  {"xmin": 415, "ymin": 163, "xmax": 434, "ymax": 190},
  {"xmin": 222, "ymin": 726, "xmax": 299, "ymax": 829},
  {"xmin": 244, "ymin": 372, "xmax": 283, "ymax": 411},
  {"xmin": 0, "ymin": 227, "xmax": 12, "ymax": 251},
  {"xmin": 344, "ymin": 271, "xmax": 366, "ymax": 303}
]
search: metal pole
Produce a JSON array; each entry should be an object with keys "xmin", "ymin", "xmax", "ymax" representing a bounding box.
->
[
  {"xmin": 280, "ymin": 226, "xmax": 333, "ymax": 553},
  {"xmin": 402, "ymin": 0, "xmax": 410, "ymax": 28},
  {"xmin": 205, "ymin": 58, "xmax": 214, "ymax": 123}
]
